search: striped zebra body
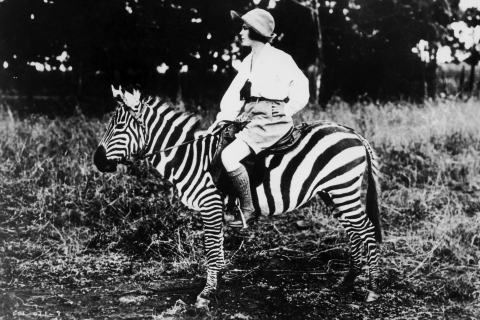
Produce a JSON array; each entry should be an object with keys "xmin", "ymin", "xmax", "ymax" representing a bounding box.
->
[
  {"xmin": 255, "ymin": 123, "xmax": 368, "ymax": 215},
  {"xmin": 94, "ymin": 88, "xmax": 382, "ymax": 307}
]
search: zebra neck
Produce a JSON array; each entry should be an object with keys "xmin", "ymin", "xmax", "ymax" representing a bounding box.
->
[
  {"xmin": 142, "ymin": 110, "xmax": 196, "ymax": 179},
  {"xmin": 150, "ymin": 133, "xmax": 217, "ymax": 187}
]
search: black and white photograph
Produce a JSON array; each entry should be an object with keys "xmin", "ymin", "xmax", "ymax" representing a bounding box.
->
[{"xmin": 1, "ymin": 0, "xmax": 479, "ymax": 319}]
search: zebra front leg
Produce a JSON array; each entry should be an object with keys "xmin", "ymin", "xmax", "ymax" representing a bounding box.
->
[
  {"xmin": 196, "ymin": 269, "xmax": 219, "ymax": 309},
  {"xmin": 196, "ymin": 213, "xmax": 225, "ymax": 309}
]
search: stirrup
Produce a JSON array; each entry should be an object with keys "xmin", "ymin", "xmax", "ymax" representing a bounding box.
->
[{"xmin": 227, "ymin": 207, "xmax": 257, "ymax": 229}]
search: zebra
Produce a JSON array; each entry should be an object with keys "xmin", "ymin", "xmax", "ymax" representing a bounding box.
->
[{"xmin": 93, "ymin": 87, "xmax": 383, "ymax": 308}]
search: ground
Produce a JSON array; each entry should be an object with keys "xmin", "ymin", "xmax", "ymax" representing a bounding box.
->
[{"xmin": 1, "ymin": 214, "xmax": 479, "ymax": 320}]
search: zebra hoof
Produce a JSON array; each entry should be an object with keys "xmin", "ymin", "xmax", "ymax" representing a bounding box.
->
[
  {"xmin": 365, "ymin": 289, "xmax": 380, "ymax": 302},
  {"xmin": 195, "ymin": 289, "xmax": 217, "ymax": 310},
  {"xmin": 195, "ymin": 295, "xmax": 210, "ymax": 310},
  {"xmin": 333, "ymin": 271, "xmax": 359, "ymax": 292}
]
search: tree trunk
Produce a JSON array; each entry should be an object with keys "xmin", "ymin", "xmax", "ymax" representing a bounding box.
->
[
  {"xmin": 286, "ymin": 0, "xmax": 325, "ymax": 107},
  {"xmin": 468, "ymin": 46, "xmax": 480, "ymax": 97},
  {"xmin": 469, "ymin": 60, "xmax": 475, "ymax": 96},
  {"xmin": 426, "ymin": 49, "xmax": 437, "ymax": 100},
  {"xmin": 257, "ymin": 0, "xmax": 270, "ymax": 9},
  {"xmin": 460, "ymin": 64, "xmax": 465, "ymax": 98},
  {"xmin": 77, "ymin": 62, "xmax": 83, "ymax": 97},
  {"xmin": 312, "ymin": 0, "xmax": 325, "ymax": 107}
]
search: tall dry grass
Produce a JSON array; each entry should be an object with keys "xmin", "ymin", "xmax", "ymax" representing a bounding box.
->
[
  {"xmin": 299, "ymin": 99, "xmax": 480, "ymax": 300},
  {"xmin": 0, "ymin": 99, "xmax": 479, "ymax": 301},
  {"xmin": 0, "ymin": 110, "xmax": 205, "ymax": 278}
]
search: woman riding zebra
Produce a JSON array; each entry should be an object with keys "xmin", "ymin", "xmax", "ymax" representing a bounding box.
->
[
  {"xmin": 93, "ymin": 7, "xmax": 382, "ymax": 309},
  {"xmin": 210, "ymin": 8, "xmax": 310, "ymax": 229}
]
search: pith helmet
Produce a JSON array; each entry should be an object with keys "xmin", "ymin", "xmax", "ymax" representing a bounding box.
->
[{"xmin": 231, "ymin": 8, "xmax": 276, "ymax": 40}]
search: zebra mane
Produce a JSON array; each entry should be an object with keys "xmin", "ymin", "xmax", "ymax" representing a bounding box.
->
[
  {"xmin": 141, "ymin": 95, "xmax": 200, "ymax": 135},
  {"xmin": 112, "ymin": 85, "xmax": 201, "ymax": 135}
]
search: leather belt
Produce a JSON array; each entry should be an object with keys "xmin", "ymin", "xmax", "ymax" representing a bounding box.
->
[{"xmin": 244, "ymin": 96, "xmax": 289, "ymax": 103}]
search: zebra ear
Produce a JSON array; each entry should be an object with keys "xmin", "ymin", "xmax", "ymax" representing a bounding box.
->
[
  {"xmin": 123, "ymin": 89, "xmax": 141, "ymax": 108},
  {"xmin": 111, "ymin": 85, "xmax": 123, "ymax": 99}
]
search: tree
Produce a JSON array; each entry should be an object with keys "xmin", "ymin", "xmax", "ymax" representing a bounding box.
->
[
  {"xmin": 315, "ymin": 0, "xmax": 458, "ymax": 102},
  {"xmin": 460, "ymin": 8, "xmax": 480, "ymax": 95},
  {"xmin": 0, "ymin": 0, "xmax": 463, "ymax": 112},
  {"xmin": 0, "ymin": 0, "xmax": 251, "ymax": 102}
]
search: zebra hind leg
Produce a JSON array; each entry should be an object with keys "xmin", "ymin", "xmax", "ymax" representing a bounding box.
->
[
  {"xmin": 318, "ymin": 192, "xmax": 361, "ymax": 292},
  {"xmin": 333, "ymin": 230, "xmax": 363, "ymax": 292},
  {"xmin": 342, "ymin": 215, "xmax": 380, "ymax": 302},
  {"xmin": 364, "ymin": 231, "xmax": 381, "ymax": 302},
  {"xmin": 329, "ymin": 194, "xmax": 381, "ymax": 302}
]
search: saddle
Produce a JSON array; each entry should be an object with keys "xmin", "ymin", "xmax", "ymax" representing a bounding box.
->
[{"xmin": 210, "ymin": 121, "xmax": 316, "ymax": 196}]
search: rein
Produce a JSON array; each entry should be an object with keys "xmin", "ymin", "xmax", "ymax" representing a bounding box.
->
[
  {"xmin": 117, "ymin": 99, "xmax": 246, "ymax": 164},
  {"xmin": 135, "ymin": 133, "xmax": 213, "ymax": 160},
  {"xmin": 133, "ymin": 120, "xmax": 248, "ymax": 162}
]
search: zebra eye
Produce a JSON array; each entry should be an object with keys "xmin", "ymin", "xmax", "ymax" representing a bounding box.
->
[{"xmin": 115, "ymin": 122, "xmax": 127, "ymax": 130}]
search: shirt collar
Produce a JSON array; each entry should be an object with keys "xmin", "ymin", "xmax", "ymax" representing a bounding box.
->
[{"xmin": 249, "ymin": 42, "xmax": 271, "ymax": 72}]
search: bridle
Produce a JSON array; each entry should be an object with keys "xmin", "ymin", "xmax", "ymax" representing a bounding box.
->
[
  {"xmin": 114, "ymin": 100, "xmax": 241, "ymax": 165},
  {"xmin": 110, "ymin": 99, "xmax": 154, "ymax": 165},
  {"xmin": 114, "ymin": 100, "xmax": 150, "ymax": 163}
]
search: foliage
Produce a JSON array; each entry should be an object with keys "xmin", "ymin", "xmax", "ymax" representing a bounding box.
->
[
  {"xmin": 0, "ymin": 0, "xmax": 463, "ymax": 108},
  {"xmin": 0, "ymin": 109, "xmax": 204, "ymax": 266},
  {"xmin": 0, "ymin": 0, "xmax": 250, "ymax": 102},
  {"xmin": 445, "ymin": 7, "xmax": 480, "ymax": 95},
  {"xmin": 316, "ymin": 0, "xmax": 459, "ymax": 102}
]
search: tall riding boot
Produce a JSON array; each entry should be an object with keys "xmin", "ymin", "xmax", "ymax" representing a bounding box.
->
[{"xmin": 226, "ymin": 165, "xmax": 257, "ymax": 228}]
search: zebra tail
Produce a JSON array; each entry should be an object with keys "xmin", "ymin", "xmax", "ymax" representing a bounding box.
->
[{"xmin": 363, "ymin": 139, "xmax": 383, "ymax": 243}]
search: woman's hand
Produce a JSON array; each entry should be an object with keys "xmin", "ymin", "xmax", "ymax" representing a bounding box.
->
[{"xmin": 207, "ymin": 120, "xmax": 220, "ymax": 134}]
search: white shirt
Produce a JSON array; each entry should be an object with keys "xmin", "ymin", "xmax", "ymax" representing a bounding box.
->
[{"xmin": 217, "ymin": 43, "xmax": 309, "ymax": 121}]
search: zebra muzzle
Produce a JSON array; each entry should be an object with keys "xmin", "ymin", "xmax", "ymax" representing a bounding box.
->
[{"xmin": 94, "ymin": 145, "xmax": 118, "ymax": 173}]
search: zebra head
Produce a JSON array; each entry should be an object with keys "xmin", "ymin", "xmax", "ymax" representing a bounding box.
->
[{"xmin": 94, "ymin": 86, "xmax": 149, "ymax": 172}]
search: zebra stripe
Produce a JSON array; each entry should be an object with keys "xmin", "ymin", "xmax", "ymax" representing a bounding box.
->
[{"xmin": 95, "ymin": 91, "xmax": 382, "ymax": 305}]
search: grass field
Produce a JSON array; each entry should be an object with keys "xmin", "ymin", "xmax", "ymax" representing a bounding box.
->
[{"xmin": 0, "ymin": 99, "xmax": 479, "ymax": 319}]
